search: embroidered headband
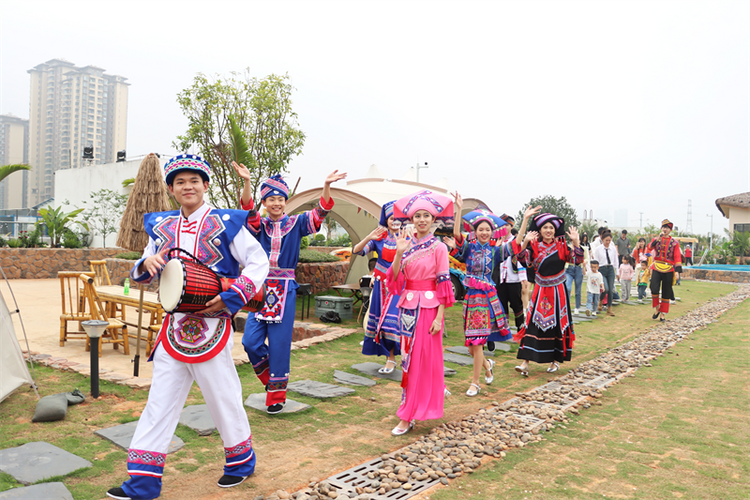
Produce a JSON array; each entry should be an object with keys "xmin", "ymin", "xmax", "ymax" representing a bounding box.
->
[
  {"xmin": 462, "ymin": 209, "xmax": 506, "ymax": 231},
  {"xmin": 393, "ymin": 189, "xmax": 454, "ymax": 224},
  {"xmin": 261, "ymin": 174, "xmax": 289, "ymax": 200},
  {"xmin": 164, "ymin": 154, "xmax": 211, "ymax": 185},
  {"xmin": 661, "ymin": 219, "xmax": 674, "ymax": 229}
]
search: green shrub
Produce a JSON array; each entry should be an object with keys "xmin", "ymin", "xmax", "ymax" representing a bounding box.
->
[
  {"xmin": 113, "ymin": 251, "xmax": 142, "ymax": 260},
  {"xmin": 62, "ymin": 229, "xmax": 83, "ymax": 249},
  {"xmin": 300, "ymin": 235, "xmax": 310, "ymax": 250},
  {"xmin": 0, "ymin": 236, "xmax": 6, "ymax": 247},
  {"xmin": 7, "ymin": 238, "xmax": 22, "ymax": 248},
  {"xmin": 310, "ymin": 234, "xmax": 326, "ymax": 246},
  {"xmin": 298, "ymin": 249, "xmax": 342, "ymax": 263}
]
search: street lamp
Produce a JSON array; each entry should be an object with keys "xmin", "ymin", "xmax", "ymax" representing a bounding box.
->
[
  {"xmin": 706, "ymin": 214, "xmax": 713, "ymax": 251},
  {"xmin": 416, "ymin": 162, "xmax": 428, "ymax": 183},
  {"xmin": 82, "ymin": 320, "xmax": 108, "ymax": 398}
]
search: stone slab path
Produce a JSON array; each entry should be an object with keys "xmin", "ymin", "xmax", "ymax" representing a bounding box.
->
[
  {"xmin": 245, "ymin": 393, "xmax": 311, "ymax": 414},
  {"xmin": 442, "ymin": 352, "xmax": 474, "ymax": 366},
  {"xmin": 288, "ymin": 380, "xmax": 356, "ymax": 398},
  {"xmin": 352, "ymin": 362, "xmax": 403, "ymax": 382},
  {"xmin": 94, "ymin": 421, "xmax": 184, "ymax": 453},
  {"xmin": 0, "ymin": 442, "xmax": 91, "ymax": 486},
  {"xmin": 179, "ymin": 404, "xmax": 216, "ymax": 436},
  {"xmin": 333, "ymin": 370, "xmax": 377, "ymax": 387},
  {"xmin": 0, "ymin": 482, "xmax": 74, "ymax": 499}
]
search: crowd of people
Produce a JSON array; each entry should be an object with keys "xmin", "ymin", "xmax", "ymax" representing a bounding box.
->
[{"xmin": 106, "ymin": 154, "xmax": 686, "ymax": 499}]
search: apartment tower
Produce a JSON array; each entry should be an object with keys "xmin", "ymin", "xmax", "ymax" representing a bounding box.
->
[
  {"xmin": 0, "ymin": 115, "xmax": 30, "ymax": 209},
  {"xmin": 27, "ymin": 59, "xmax": 128, "ymax": 207}
]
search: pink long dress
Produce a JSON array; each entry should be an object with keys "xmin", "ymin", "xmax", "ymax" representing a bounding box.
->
[{"xmin": 386, "ymin": 234, "xmax": 455, "ymax": 422}]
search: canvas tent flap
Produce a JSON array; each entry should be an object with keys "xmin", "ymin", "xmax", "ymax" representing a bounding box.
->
[{"xmin": 1, "ymin": 290, "xmax": 35, "ymax": 402}]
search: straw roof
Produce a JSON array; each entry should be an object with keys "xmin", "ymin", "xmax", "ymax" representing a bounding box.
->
[
  {"xmin": 116, "ymin": 154, "xmax": 173, "ymax": 252},
  {"xmin": 715, "ymin": 191, "xmax": 750, "ymax": 218}
]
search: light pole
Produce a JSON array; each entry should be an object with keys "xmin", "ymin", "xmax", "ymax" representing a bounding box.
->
[
  {"xmin": 706, "ymin": 214, "xmax": 713, "ymax": 251},
  {"xmin": 82, "ymin": 320, "xmax": 108, "ymax": 398},
  {"xmin": 416, "ymin": 162, "xmax": 428, "ymax": 183}
]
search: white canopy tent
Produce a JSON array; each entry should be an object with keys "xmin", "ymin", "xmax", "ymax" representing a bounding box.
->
[
  {"xmin": 1, "ymin": 289, "xmax": 36, "ymax": 402},
  {"xmin": 287, "ymin": 165, "xmax": 493, "ymax": 284}
]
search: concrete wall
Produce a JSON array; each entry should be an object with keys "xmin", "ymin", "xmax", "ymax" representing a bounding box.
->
[
  {"xmin": 0, "ymin": 248, "xmax": 124, "ymax": 279},
  {"xmin": 54, "ymin": 158, "xmax": 140, "ymax": 248}
]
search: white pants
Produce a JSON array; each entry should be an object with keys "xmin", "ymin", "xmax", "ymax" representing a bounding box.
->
[{"xmin": 130, "ymin": 334, "xmax": 251, "ymax": 454}]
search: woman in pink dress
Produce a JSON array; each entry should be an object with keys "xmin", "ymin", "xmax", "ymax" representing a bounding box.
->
[{"xmin": 388, "ymin": 190, "xmax": 455, "ymax": 436}]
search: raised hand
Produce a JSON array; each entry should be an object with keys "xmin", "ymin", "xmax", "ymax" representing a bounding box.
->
[
  {"xmin": 524, "ymin": 205, "xmax": 542, "ymax": 219},
  {"xmin": 325, "ymin": 170, "xmax": 348, "ymax": 185},
  {"xmin": 442, "ymin": 236, "xmax": 456, "ymax": 249},
  {"xmin": 369, "ymin": 226, "xmax": 387, "ymax": 240},
  {"xmin": 567, "ymin": 226, "xmax": 580, "ymax": 246},
  {"xmin": 232, "ymin": 161, "xmax": 251, "ymax": 181},
  {"xmin": 141, "ymin": 246, "xmax": 170, "ymax": 278},
  {"xmin": 395, "ymin": 228, "xmax": 410, "ymax": 254},
  {"xmin": 453, "ymin": 191, "xmax": 463, "ymax": 212},
  {"xmin": 524, "ymin": 231, "xmax": 539, "ymax": 244}
]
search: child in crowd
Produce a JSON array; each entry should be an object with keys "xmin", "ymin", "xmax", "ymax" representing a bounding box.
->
[
  {"xmin": 636, "ymin": 257, "xmax": 651, "ymax": 303},
  {"xmin": 586, "ymin": 260, "xmax": 604, "ymax": 316},
  {"xmin": 618, "ymin": 255, "xmax": 635, "ymax": 302}
]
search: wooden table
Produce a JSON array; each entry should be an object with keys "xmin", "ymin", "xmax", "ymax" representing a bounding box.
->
[{"xmin": 97, "ymin": 285, "xmax": 164, "ymax": 355}]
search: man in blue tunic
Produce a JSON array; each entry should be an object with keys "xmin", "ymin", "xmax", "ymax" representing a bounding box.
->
[{"xmin": 233, "ymin": 161, "xmax": 346, "ymax": 414}]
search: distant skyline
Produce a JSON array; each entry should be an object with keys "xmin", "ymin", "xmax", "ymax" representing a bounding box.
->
[{"xmin": 2, "ymin": 0, "xmax": 747, "ymax": 236}]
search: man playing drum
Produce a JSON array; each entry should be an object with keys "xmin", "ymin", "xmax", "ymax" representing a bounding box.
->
[
  {"xmin": 232, "ymin": 161, "xmax": 346, "ymax": 414},
  {"xmin": 107, "ymin": 155, "xmax": 269, "ymax": 500}
]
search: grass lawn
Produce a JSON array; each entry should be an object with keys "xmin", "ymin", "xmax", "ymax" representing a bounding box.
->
[
  {"xmin": 425, "ymin": 284, "xmax": 750, "ymax": 500},
  {"xmin": 0, "ymin": 280, "xmax": 742, "ymax": 499}
]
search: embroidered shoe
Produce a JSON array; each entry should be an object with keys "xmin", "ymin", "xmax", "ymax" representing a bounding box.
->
[
  {"xmin": 106, "ymin": 487, "xmax": 132, "ymax": 500},
  {"xmin": 218, "ymin": 474, "xmax": 249, "ymax": 488},
  {"xmin": 267, "ymin": 402, "xmax": 285, "ymax": 415}
]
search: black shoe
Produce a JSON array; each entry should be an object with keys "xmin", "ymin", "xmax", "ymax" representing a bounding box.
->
[
  {"xmin": 487, "ymin": 341, "xmax": 496, "ymax": 352},
  {"xmin": 267, "ymin": 402, "xmax": 285, "ymax": 415},
  {"xmin": 218, "ymin": 474, "xmax": 248, "ymax": 488},
  {"xmin": 652, "ymin": 312, "xmax": 659, "ymax": 320},
  {"xmin": 106, "ymin": 487, "xmax": 132, "ymax": 500}
]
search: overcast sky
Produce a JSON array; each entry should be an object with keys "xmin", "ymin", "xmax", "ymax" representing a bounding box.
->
[{"xmin": 2, "ymin": 0, "xmax": 748, "ymax": 236}]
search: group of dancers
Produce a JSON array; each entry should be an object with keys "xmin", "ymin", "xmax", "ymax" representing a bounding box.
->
[{"xmin": 107, "ymin": 153, "xmax": 682, "ymax": 500}]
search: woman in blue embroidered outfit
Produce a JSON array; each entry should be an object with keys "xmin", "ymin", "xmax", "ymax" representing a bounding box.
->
[
  {"xmin": 388, "ymin": 190, "xmax": 455, "ymax": 436},
  {"xmin": 233, "ymin": 161, "xmax": 347, "ymax": 415},
  {"xmin": 449, "ymin": 194, "xmax": 533, "ymax": 396},
  {"xmin": 352, "ymin": 201, "xmax": 403, "ymax": 373},
  {"xmin": 512, "ymin": 210, "xmax": 583, "ymax": 376},
  {"xmin": 107, "ymin": 155, "xmax": 270, "ymax": 500}
]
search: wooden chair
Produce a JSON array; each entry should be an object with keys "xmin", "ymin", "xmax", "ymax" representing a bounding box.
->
[
  {"xmin": 89, "ymin": 260, "xmax": 111, "ymax": 286},
  {"xmin": 59, "ymin": 271, "xmax": 96, "ymax": 347},
  {"xmin": 79, "ymin": 276, "xmax": 130, "ymax": 356},
  {"xmin": 90, "ymin": 259, "xmax": 126, "ymax": 321}
]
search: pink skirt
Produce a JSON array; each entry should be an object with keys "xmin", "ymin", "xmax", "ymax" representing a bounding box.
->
[{"xmin": 397, "ymin": 307, "xmax": 444, "ymax": 422}]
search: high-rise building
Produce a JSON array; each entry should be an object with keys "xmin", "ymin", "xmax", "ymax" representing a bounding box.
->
[
  {"xmin": 0, "ymin": 114, "xmax": 30, "ymax": 209},
  {"xmin": 27, "ymin": 59, "xmax": 129, "ymax": 207}
]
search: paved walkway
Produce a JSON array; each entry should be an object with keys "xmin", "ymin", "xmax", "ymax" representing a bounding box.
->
[{"xmin": 2, "ymin": 279, "xmax": 355, "ymax": 388}]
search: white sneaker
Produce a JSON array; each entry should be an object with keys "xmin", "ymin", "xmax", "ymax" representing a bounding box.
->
[
  {"xmin": 574, "ymin": 308, "xmax": 580, "ymax": 315},
  {"xmin": 591, "ymin": 312, "xmax": 597, "ymax": 317}
]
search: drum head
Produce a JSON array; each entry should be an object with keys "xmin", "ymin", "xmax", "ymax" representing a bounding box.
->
[{"xmin": 160, "ymin": 259, "xmax": 185, "ymax": 312}]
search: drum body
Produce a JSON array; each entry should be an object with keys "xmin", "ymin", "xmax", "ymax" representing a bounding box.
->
[{"xmin": 160, "ymin": 258, "xmax": 223, "ymax": 313}]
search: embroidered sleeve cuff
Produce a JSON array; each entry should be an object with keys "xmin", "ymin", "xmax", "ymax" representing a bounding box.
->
[
  {"xmin": 220, "ymin": 289, "xmax": 247, "ymax": 316},
  {"xmin": 436, "ymin": 275, "xmax": 455, "ymax": 307},
  {"xmin": 130, "ymin": 258, "xmax": 153, "ymax": 284},
  {"xmin": 320, "ymin": 195, "xmax": 335, "ymax": 210},
  {"xmin": 245, "ymin": 210, "xmax": 261, "ymax": 234}
]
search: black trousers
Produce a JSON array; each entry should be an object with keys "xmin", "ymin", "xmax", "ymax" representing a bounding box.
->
[
  {"xmin": 650, "ymin": 270, "xmax": 675, "ymax": 300},
  {"xmin": 496, "ymin": 281, "xmax": 525, "ymax": 329}
]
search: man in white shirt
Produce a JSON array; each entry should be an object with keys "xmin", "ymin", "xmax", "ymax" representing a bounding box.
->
[{"xmin": 592, "ymin": 230, "xmax": 619, "ymax": 316}]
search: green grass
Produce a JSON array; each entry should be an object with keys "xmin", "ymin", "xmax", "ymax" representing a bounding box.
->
[
  {"xmin": 0, "ymin": 280, "xmax": 740, "ymax": 499},
  {"xmin": 428, "ymin": 284, "xmax": 749, "ymax": 500}
]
